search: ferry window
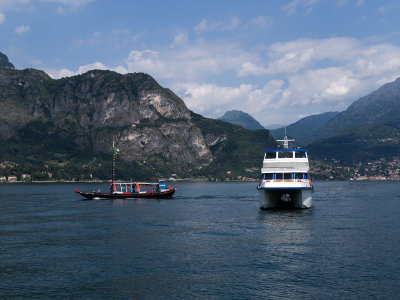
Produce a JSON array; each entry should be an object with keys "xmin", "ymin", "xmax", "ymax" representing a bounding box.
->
[
  {"xmin": 304, "ymin": 173, "xmax": 309, "ymax": 179},
  {"xmin": 295, "ymin": 151, "xmax": 307, "ymax": 158},
  {"xmin": 275, "ymin": 173, "xmax": 283, "ymax": 180},
  {"xmin": 263, "ymin": 173, "xmax": 274, "ymax": 180},
  {"xmin": 295, "ymin": 173, "xmax": 304, "ymax": 179},
  {"xmin": 284, "ymin": 173, "xmax": 292, "ymax": 180},
  {"xmin": 265, "ymin": 152, "xmax": 276, "ymax": 159},
  {"xmin": 278, "ymin": 151, "xmax": 293, "ymax": 158}
]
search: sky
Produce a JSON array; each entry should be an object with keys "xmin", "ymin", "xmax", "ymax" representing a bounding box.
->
[{"xmin": 2, "ymin": 0, "xmax": 400, "ymax": 126}]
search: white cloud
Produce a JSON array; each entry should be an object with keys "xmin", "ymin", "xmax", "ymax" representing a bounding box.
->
[
  {"xmin": 0, "ymin": 0, "xmax": 31, "ymax": 11},
  {"xmin": 225, "ymin": 17, "xmax": 241, "ymax": 31},
  {"xmin": 251, "ymin": 16, "xmax": 273, "ymax": 30},
  {"xmin": 43, "ymin": 0, "xmax": 91, "ymax": 5},
  {"xmin": 40, "ymin": 0, "xmax": 93, "ymax": 13},
  {"xmin": 172, "ymin": 33, "xmax": 188, "ymax": 46},
  {"xmin": 46, "ymin": 35, "xmax": 400, "ymax": 124},
  {"xmin": 378, "ymin": 6, "xmax": 386, "ymax": 15},
  {"xmin": 175, "ymin": 80, "xmax": 296, "ymax": 125},
  {"xmin": 0, "ymin": 0, "xmax": 90, "ymax": 24},
  {"xmin": 266, "ymin": 37, "xmax": 360, "ymax": 74},
  {"xmin": 41, "ymin": 0, "xmax": 92, "ymax": 7},
  {"xmin": 194, "ymin": 16, "xmax": 272, "ymax": 34},
  {"xmin": 260, "ymin": 38, "xmax": 400, "ymax": 113},
  {"xmin": 281, "ymin": 0, "xmax": 319, "ymax": 15},
  {"xmin": 0, "ymin": 0, "xmax": 91, "ymax": 12},
  {"xmin": 237, "ymin": 62, "xmax": 268, "ymax": 77},
  {"xmin": 194, "ymin": 17, "xmax": 241, "ymax": 34},
  {"xmin": 177, "ymin": 83, "xmax": 255, "ymax": 117},
  {"xmin": 46, "ymin": 61, "xmax": 127, "ymax": 79},
  {"xmin": 125, "ymin": 37, "xmax": 254, "ymax": 82},
  {"xmin": 124, "ymin": 36, "xmax": 400, "ymax": 123},
  {"xmin": 0, "ymin": 0, "xmax": 32, "ymax": 24},
  {"xmin": 75, "ymin": 62, "xmax": 127, "ymax": 74},
  {"xmin": 194, "ymin": 19, "xmax": 209, "ymax": 34},
  {"xmin": 15, "ymin": 25, "xmax": 30, "ymax": 34}
]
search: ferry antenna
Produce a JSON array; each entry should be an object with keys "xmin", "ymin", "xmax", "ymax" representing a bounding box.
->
[{"xmin": 276, "ymin": 127, "xmax": 295, "ymax": 149}]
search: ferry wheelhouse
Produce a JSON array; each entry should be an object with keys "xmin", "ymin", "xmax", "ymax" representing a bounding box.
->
[{"xmin": 257, "ymin": 135, "xmax": 313, "ymax": 209}]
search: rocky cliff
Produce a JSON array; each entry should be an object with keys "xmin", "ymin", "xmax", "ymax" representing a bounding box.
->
[
  {"xmin": 0, "ymin": 52, "xmax": 14, "ymax": 69},
  {"xmin": 0, "ymin": 68, "xmax": 276, "ymax": 180}
]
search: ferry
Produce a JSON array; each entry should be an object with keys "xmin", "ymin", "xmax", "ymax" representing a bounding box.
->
[
  {"xmin": 76, "ymin": 137, "xmax": 176, "ymax": 200},
  {"xmin": 257, "ymin": 132, "xmax": 313, "ymax": 209}
]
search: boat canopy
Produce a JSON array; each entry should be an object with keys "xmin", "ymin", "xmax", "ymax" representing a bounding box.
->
[
  {"xmin": 111, "ymin": 180, "xmax": 167, "ymax": 185},
  {"xmin": 265, "ymin": 148, "xmax": 308, "ymax": 152},
  {"xmin": 111, "ymin": 182, "xmax": 160, "ymax": 185}
]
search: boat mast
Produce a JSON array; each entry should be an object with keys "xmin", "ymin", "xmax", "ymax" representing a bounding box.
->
[
  {"xmin": 112, "ymin": 136, "xmax": 115, "ymax": 185},
  {"xmin": 111, "ymin": 136, "xmax": 120, "ymax": 185},
  {"xmin": 277, "ymin": 127, "xmax": 295, "ymax": 149}
]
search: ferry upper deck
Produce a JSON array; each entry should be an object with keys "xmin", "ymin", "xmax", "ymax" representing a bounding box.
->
[{"xmin": 261, "ymin": 148, "xmax": 310, "ymax": 174}]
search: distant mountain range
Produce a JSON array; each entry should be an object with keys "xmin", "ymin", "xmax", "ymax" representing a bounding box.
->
[
  {"xmin": 222, "ymin": 76, "xmax": 400, "ymax": 169},
  {"xmin": 0, "ymin": 64, "xmax": 275, "ymax": 181},
  {"xmin": 2, "ymin": 50, "xmax": 400, "ymax": 180},
  {"xmin": 218, "ymin": 110, "xmax": 265, "ymax": 130},
  {"xmin": 218, "ymin": 108, "xmax": 340, "ymax": 146},
  {"xmin": 308, "ymin": 78, "xmax": 400, "ymax": 162},
  {"xmin": 264, "ymin": 123, "xmax": 286, "ymax": 130},
  {"xmin": 270, "ymin": 112, "xmax": 339, "ymax": 146}
]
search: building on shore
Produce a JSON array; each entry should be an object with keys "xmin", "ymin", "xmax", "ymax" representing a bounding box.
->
[
  {"xmin": 8, "ymin": 175, "xmax": 17, "ymax": 182},
  {"xmin": 22, "ymin": 174, "xmax": 31, "ymax": 181}
]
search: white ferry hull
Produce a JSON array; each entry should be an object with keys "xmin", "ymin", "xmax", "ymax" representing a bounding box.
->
[{"xmin": 259, "ymin": 188, "xmax": 313, "ymax": 209}]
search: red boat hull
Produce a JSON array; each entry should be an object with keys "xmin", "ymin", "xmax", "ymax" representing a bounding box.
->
[{"xmin": 76, "ymin": 188, "xmax": 176, "ymax": 200}]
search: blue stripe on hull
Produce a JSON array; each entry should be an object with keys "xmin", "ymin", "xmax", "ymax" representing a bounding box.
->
[{"xmin": 257, "ymin": 187, "xmax": 313, "ymax": 190}]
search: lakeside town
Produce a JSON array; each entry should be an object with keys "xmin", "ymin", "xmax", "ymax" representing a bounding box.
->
[
  {"xmin": 2, "ymin": 157, "xmax": 400, "ymax": 183},
  {"xmin": 310, "ymin": 157, "xmax": 400, "ymax": 181}
]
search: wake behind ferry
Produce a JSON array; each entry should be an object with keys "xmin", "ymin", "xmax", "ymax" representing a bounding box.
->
[{"xmin": 257, "ymin": 133, "xmax": 313, "ymax": 209}]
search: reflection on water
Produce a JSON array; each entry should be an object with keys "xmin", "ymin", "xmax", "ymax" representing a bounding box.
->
[{"xmin": 257, "ymin": 209, "xmax": 314, "ymax": 279}]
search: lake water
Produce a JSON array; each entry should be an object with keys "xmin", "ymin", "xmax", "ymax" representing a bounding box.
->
[{"xmin": 1, "ymin": 181, "xmax": 400, "ymax": 299}]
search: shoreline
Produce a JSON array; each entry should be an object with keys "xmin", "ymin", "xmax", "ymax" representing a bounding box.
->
[
  {"xmin": 0, "ymin": 179, "xmax": 258, "ymax": 184},
  {"xmin": 1, "ymin": 178, "xmax": 400, "ymax": 184}
]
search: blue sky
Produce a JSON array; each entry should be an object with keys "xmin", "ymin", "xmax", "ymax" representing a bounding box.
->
[{"xmin": 2, "ymin": 0, "xmax": 400, "ymax": 126}]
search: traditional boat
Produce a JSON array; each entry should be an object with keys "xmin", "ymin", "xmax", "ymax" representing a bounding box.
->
[
  {"xmin": 76, "ymin": 180, "xmax": 176, "ymax": 200},
  {"xmin": 257, "ymin": 131, "xmax": 313, "ymax": 209},
  {"xmin": 76, "ymin": 137, "xmax": 176, "ymax": 200}
]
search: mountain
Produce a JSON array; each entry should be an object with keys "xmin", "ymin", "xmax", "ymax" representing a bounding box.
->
[
  {"xmin": 308, "ymin": 123, "xmax": 400, "ymax": 163},
  {"xmin": 0, "ymin": 52, "xmax": 14, "ymax": 69},
  {"xmin": 264, "ymin": 123, "xmax": 286, "ymax": 130},
  {"xmin": 0, "ymin": 68, "xmax": 276, "ymax": 181},
  {"xmin": 313, "ymin": 78, "xmax": 400, "ymax": 140},
  {"xmin": 270, "ymin": 111, "xmax": 339, "ymax": 146},
  {"xmin": 218, "ymin": 110, "xmax": 264, "ymax": 130},
  {"xmin": 308, "ymin": 77, "xmax": 400, "ymax": 163}
]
